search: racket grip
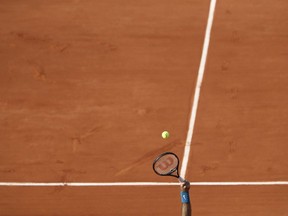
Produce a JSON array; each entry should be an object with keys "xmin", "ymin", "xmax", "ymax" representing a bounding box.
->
[{"xmin": 178, "ymin": 176, "xmax": 185, "ymax": 182}]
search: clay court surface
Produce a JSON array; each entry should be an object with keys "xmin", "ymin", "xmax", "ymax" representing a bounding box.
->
[{"xmin": 1, "ymin": 0, "xmax": 288, "ymax": 215}]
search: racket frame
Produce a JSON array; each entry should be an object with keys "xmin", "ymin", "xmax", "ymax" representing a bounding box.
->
[{"xmin": 152, "ymin": 152, "xmax": 184, "ymax": 182}]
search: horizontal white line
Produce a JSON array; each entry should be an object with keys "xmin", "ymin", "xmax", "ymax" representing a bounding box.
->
[
  {"xmin": 0, "ymin": 181, "xmax": 287, "ymax": 187},
  {"xmin": 190, "ymin": 181, "xmax": 288, "ymax": 186},
  {"xmin": 0, "ymin": 182, "xmax": 178, "ymax": 187}
]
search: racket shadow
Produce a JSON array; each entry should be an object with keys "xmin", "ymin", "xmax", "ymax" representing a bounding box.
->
[{"xmin": 115, "ymin": 139, "xmax": 183, "ymax": 177}]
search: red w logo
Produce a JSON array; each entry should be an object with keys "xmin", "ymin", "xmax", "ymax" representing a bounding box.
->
[{"xmin": 157, "ymin": 156, "xmax": 174, "ymax": 171}]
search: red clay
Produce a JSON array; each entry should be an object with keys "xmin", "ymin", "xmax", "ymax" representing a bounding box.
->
[
  {"xmin": 187, "ymin": 0, "xmax": 288, "ymax": 182},
  {"xmin": 0, "ymin": 0, "xmax": 288, "ymax": 215}
]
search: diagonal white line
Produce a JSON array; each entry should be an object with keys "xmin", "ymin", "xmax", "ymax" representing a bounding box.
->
[{"xmin": 180, "ymin": 0, "xmax": 217, "ymax": 179}]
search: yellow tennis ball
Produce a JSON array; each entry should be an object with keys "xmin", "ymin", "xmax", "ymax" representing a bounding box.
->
[{"xmin": 162, "ymin": 131, "xmax": 170, "ymax": 139}]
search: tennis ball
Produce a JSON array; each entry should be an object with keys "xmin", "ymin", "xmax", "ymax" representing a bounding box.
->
[{"xmin": 162, "ymin": 131, "xmax": 170, "ymax": 139}]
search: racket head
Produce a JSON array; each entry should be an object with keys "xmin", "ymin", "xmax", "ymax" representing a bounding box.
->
[{"xmin": 152, "ymin": 152, "xmax": 180, "ymax": 179}]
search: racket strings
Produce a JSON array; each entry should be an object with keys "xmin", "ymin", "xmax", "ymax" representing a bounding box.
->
[{"xmin": 153, "ymin": 154, "xmax": 179, "ymax": 175}]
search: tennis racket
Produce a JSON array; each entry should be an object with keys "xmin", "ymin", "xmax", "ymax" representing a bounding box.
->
[{"xmin": 152, "ymin": 152, "xmax": 185, "ymax": 182}]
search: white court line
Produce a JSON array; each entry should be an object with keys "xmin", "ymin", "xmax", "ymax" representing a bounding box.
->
[
  {"xmin": 0, "ymin": 2, "xmax": 213, "ymax": 189},
  {"xmin": 0, "ymin": 181, "xmax": 288, "ymax": 187},
  {"xmin": 2, "ymin": 0, "xmax": 286, "ymax": 189},
  {"xmin": 180, "ymin": 0, "xmax": 217, "ymax": 178},
  {"xmin": 0, "ymin": 182, "xmax": 178, "ymax": 187}
]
